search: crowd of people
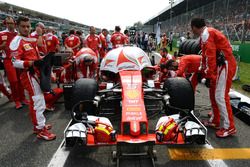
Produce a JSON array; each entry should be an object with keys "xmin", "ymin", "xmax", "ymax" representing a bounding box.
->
[
  {"xmin": 162, "ymin": 0, "xmax": 250, "ymax": 42},
  {"xmin": 0, "ymin": 15, "xmax": 133, "ymax": 141},
  {"xmin": 0, "ymin": 13, "xmax": 238, "ymax": 142}
]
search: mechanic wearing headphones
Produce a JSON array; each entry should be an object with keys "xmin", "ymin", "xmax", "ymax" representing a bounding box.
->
[
  {"xmin": 191, "ymin": 17, "xmax": 237, "ymax": 138},
  {"xmin": 165, "ymin": 54, "xmax": 201, "ymax": 92},
  {"xmin": 10, "ymin": 16, "xmax": 56, "ymax": 141},
  {"xmin": 0, "ymin": 16, "xmax": 28, "ymax": 109}
]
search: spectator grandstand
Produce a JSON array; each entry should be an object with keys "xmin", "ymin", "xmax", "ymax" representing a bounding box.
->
[
  {"xmin": 143, "ymin": 0, "xmax": 250, "ymax": 42},
  {"xmin": 0, "ymin": 1, "xmax": 101, "ymax": 36}
]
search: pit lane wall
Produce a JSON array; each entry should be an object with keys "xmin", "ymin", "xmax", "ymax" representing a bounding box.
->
[{"xmin": 231, "ymin": 43, "xmax": 250, "ymax": 63}]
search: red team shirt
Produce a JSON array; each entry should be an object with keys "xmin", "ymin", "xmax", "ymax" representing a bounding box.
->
[
  {"xmin": 44, "ymin": 32, "xmax": 60, "ymax": 53},
  {"xmin": 176, "ymin": 55, "xmax": 201, "ymax": 77},
  {"xmin": 99, "ymin": 33, "xmax": 107, "ymax": 58},
  {"xmin": 110, "ymin": 32, "xmax": 125, "ymax": 48},
  {"xmin": 0, "ymin": 29, "xmax": 18, "ymax": 59},
  {"xmin": 75, "ymin": 48, "xmax": 98, "ymax": 78},
  {"xmin": 64, "ymin": 34, "xmax": 81, "ymax": 55},
  {"xmin": 85, "ymin": 34, "xmax": 101, "ymax": 54},
  {"xmin": 200, "ymin": 27, "xmax": 236, "ymax": 81},
  {"xmin": 30, "ymin": 31, "xmax": 47, "ymax": 55},
  {"xmin": 10, "ymin": 35, "xmax": 41, "ymax": 69}
]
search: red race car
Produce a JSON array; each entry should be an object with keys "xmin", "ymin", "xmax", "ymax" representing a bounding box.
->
[{"xmin": 63, "ymin": 46, "xmax": 207, "ymax": 166}]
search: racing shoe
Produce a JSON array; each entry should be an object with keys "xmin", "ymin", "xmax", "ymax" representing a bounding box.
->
[
  {"xmin": 46, "ymin": 105, "xmax": 55, "ymax": 112},
  {"xmin": 33, "ymin": 124, "xmax": 52, "ymax": 134},
  {"xmin": 37, "ymin": 127, "xmax": 56, "ymax": 141},
  {"xmin": 216, "ymin": 128, "xmax": 236, "ymax": 138},
  {"xmin": 207, "ymin": 111, "xmax": 212, "ymax": 118},
  {"xmin": 15, "ymin": 101, "xmax": 23, "ymax": 109},
  {"xmin": 22, "ymin": 99, "xmax": 30, "ymax": 105},
  {"xmin": 7, "ymin": 95, "xmax": 13, "ymax": 102},
  {"xmin": 201, "ymin": 120, "xmax": 220, "ymax": 130}
]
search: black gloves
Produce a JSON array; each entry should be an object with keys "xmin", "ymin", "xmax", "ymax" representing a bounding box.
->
[
  {"xmin": 33, "ymin": 59, "xmax": 44, "ymax": 67},
  {"xmin": 205, "ymin": 78, "xmax": 210, "ymax": 88},
  {"xmin": 216, "ymin": 51, "xmax": 226, "ymax": 66},
  {"xmin": 28, "ymin": 66, "xmax": 35, "ymax": 75},
  {"xmin": 197, "ymin": 73, "xmax": 202, "ymax": 83}
]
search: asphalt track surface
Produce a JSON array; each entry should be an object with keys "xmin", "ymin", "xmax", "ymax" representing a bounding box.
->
[{"xmin": 0, "ymin": 84, "xmax": 250, "ymax": 167}]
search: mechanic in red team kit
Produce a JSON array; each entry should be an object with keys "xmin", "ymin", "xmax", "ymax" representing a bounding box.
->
[
  {"xmin": 165, "ymin": 54, "xmax": 201, "ymax": 91},
  {"xmin": 74, "ymin": 48, "xmax": 98, "ymax": 79},
  {"xmin": 158, "ymin": 48, "xmax": 175, "ymax": 81},
  {"xmin": 191, "ymin": 17, "xmax": 237, "ymax": 138},
  {"xmin": 0, "ymin": 16, "xmax": 28, "ymax": 109},
  {"xmin": 30, "ymin": 22, "xmax": 47, "ymax": 56},
  {"xmin": 99, "ymin": 28, "xmax": 108, "ymax": 61},
  {"xmin": 10, "ymin": 16, "xmax": 56, "ymax": 141},
  {"xmin": 85, "ymin": 26, "xmax": 101, "ymax": 58},
  {"xmin": 64, "ymin": 29, "xmax": 81, "ymax": 55},
  {"xmin": 111, "ymin": 26, "xmax": 125, "ymax": 49}
]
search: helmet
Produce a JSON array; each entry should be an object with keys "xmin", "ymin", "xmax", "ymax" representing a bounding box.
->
[
  {"xmin": 83, "ymin": 55, "xmax": 94, "ymax": 63},
  {"xmin": 94, "ymin": 122, "xmax": 116, "ymax": 143},
  {"xmin": 156, "ymin": 117, "xmax": 178, "ymax": 142}
]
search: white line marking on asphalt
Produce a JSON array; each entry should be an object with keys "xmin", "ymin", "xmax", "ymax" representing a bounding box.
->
[
  {"xmin": 47, "ymin": 139, "xmax": 70, "ymax": 167},
  {"xmin": 205, "ymin": 144, "xmax": 228, "ymax": 167}
]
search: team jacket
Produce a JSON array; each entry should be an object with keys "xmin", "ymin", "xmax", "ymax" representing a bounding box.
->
[
  {"xmin": 111, "ymin": 32, "xmax": 125, "ymax": 48},
  {"xmin": 64, "ymin": 34, "xmax": 81, "ymax": 55},
  {"xmin": 85, "ymin": 34, "xmax": 101, "ymax": 53},
  {"xmin": 0, "ymin": 29, "xmax": 17, "ymax": 59},
  {"xmin": 44, "ymin": 32, "xmax": 60, "ymax": 53},
  {"xmin": 30, "ymin": 31, "xmax": 47, "ymax": 55},
  {"xmin": 10, "ymin": 35, "xmax": 41, "ymax": 69},
  {"xmin": 176, "ymin": 55, "xmax": 201, "ymax": 77},
  {"xmin": 200, "ymin": 27, "xmax": 236, "ymax": 80}
]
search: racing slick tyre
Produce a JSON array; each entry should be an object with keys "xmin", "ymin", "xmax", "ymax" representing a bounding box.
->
[
  {"xmin": 190, "ymin": 40, "xmax": 201, "ymax": 55},
  {"xmin": 179, "ymin": 40, "xmax": 189, "ymax": 56},
  {"xmin": 179, "ymin": 39, "xmax": 201, "ymax": 55},
  {"xmin": 163, "ymin": 77, "xmax": 194, "ymax": 115},
  {"xmin": 185, "ymin": 40, "xmax": 195, "ymax": 54},
  {"xmin": 72, "ymin": 78, "xmax": 98, "ymax": 115}
]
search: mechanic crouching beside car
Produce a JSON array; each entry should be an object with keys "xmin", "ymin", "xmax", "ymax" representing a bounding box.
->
[
  {"xmin": 191, "ymin": 17, "xmax": 237, "ymax": 138},
  {"xmin": 74, "ymin": 48, "xmax": 98, "ymax": 79},
  {"xmin": 165, "ymin": 54, "xmax": 201, "ymax": 92},
  {"xmin": 10, "ymin": 16, "xmax": 56, "ymax": 141}
]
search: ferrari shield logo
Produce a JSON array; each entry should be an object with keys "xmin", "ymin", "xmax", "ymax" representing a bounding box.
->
[
  {"xmin": 126, "ymin": 89, "xmax": 139, "ymax": 99},
  {"xmin": 23, "ymin": 44, "xmax": 32, "ymax": 51},
  {"xmin": 1, "ymin": 35, "xmax": 7, "ymax": 41}
]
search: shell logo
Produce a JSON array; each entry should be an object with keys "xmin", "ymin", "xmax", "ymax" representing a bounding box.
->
[{"xmin": 126, "ymin": 90, "xmax": 140, "ymax": 99}]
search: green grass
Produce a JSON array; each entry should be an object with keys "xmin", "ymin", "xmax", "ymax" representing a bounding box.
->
[
  {"xmin": 232, "ymin": 62, "xmax": 250, "ymax": 96},
  {"xmin": 169, "ymin": 48, "xmax": 179, "ymax": 55}
]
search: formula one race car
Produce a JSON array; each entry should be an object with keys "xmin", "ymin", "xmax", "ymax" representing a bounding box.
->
[{"xmin": 63, "ymin": 46, "xmax": 207, "ymax": 166}]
